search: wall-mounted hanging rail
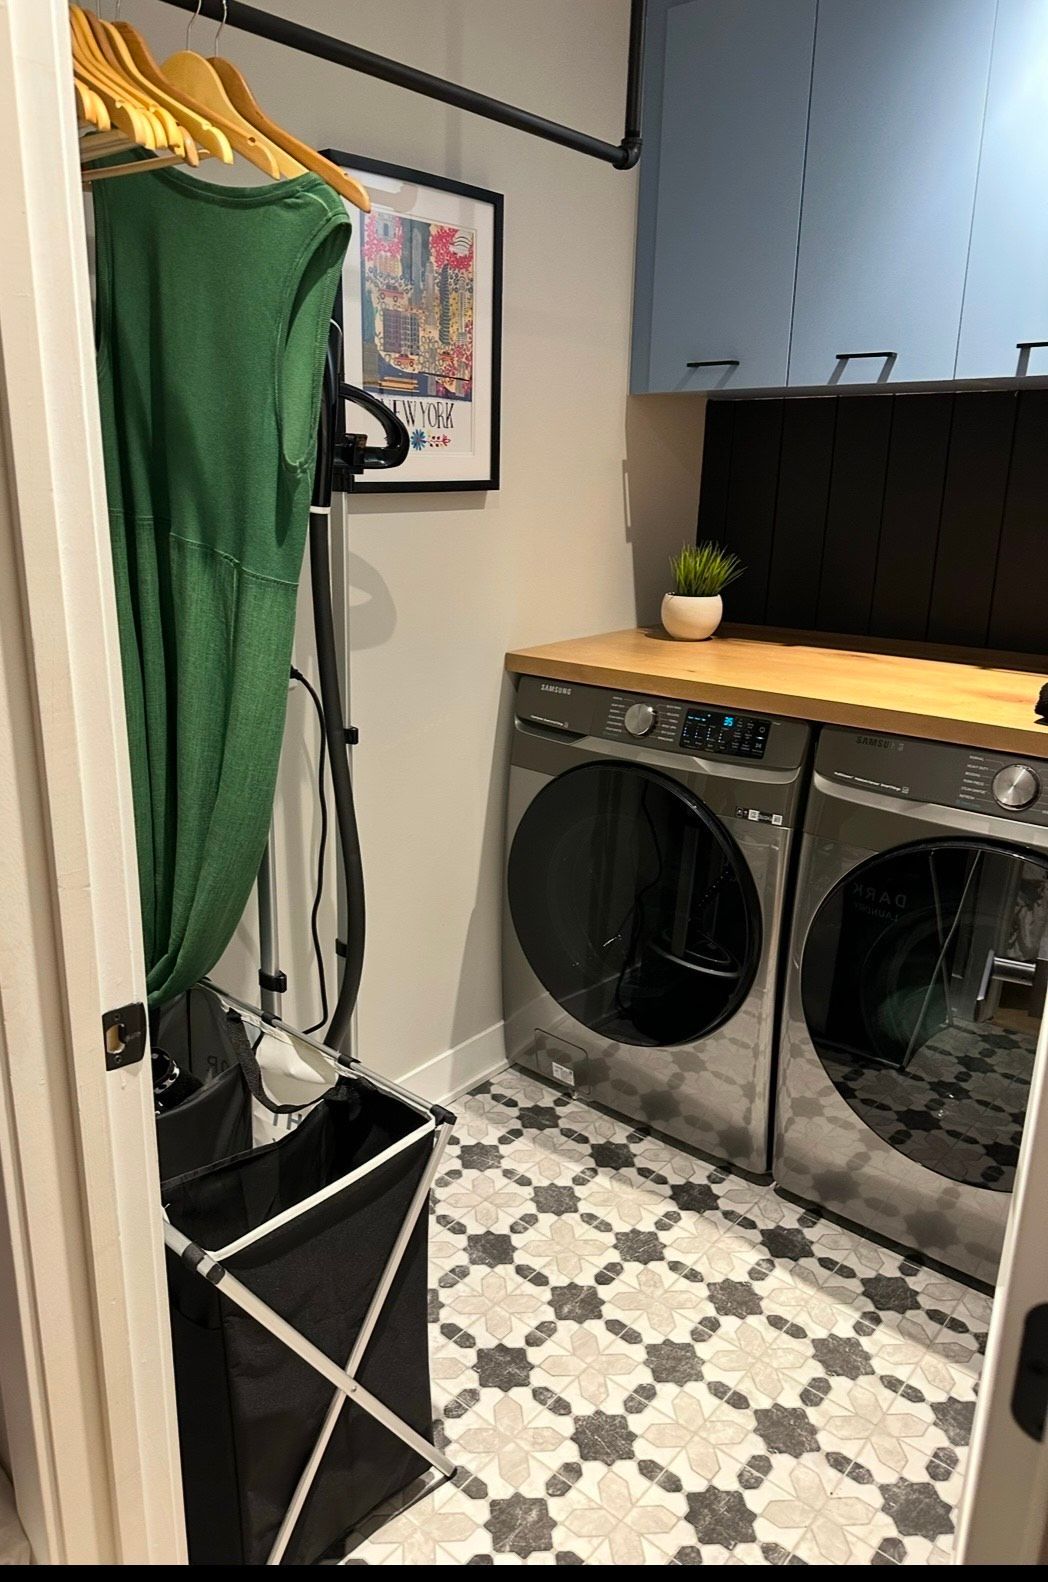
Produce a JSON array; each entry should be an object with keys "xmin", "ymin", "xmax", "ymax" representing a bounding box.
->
[{"xmin": 154, "ymin": 0, "xmax": 646, "ymax": 169}]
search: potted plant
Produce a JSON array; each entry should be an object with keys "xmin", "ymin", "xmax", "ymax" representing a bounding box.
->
[{"xmin": 662, "ymin": 542, "xmax": 744, "ymax": 641}]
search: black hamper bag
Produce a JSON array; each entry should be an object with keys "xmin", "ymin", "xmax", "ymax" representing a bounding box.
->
[{"xmin": 157, "ymin": 989, "xmax": 448, "ymax": 1566}]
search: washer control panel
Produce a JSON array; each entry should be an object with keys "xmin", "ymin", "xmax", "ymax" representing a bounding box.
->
[
  {"xmin": 603, "ymin": 693, "xmax": 684, "ymax": 748},
  {"xmin": 818, "ymin": 727, "xmax": 1048, "ymax": 827},
  {"xmin": 679, "ymin": 707, "xmax": 770, "ymax": 759},
  {"xmin": 992, "ymin": 763, "xmax": 1041, "ymax": 810},
  {"xmin": 961, "ymin": 754, "xmax": 1045, "ymax": 819},
  {"xmin": 624, "ymin": 701, "xmax": 657, "ymax": 738},
  {"xmin": 602, "ymin": 695, "xmax": 771, "ymax": 759},
  {"xmin": 512, "ymin": 674, "xmax": 811, "ymax": 772}
]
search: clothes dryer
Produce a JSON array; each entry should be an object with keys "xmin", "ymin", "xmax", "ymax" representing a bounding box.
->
[{"xmin": 775, "ymin": 726, "xmax": 1047, "ymax": 1283}]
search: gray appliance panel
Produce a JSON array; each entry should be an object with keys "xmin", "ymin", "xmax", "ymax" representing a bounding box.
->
[
  {"xmin": 511, "ymin": 723, "xmax": 807, "ymax": 830},
  {"xmin": 503, "ymin": 681, "xmax": 810, "ymax": 1172},
  {"xmin": 515, "ymin": 674, "xmax": 810, "ymax": 772},
  {"xmin": 816, "ymin": 724, "xmax": 1048, "ymax": 827}
]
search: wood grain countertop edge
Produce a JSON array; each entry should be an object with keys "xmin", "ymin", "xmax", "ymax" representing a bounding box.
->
[{"xmin": 504, "ymin": 628, "xmax": 1048, "ymax": 760}]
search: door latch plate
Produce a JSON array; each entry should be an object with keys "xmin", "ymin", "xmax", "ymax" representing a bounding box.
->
[
  {"xmin": 103, "ymin": 1001, "xmax": 147, "ymax": 1072},
  {"xmin": 1012, "ymin": 1302, "xmax": 1048, "ymax": 1441}
]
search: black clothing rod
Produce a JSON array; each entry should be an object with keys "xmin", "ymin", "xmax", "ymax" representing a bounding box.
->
[{"xmin": 154, "ymin": 0, "xmax": 646, "ymax": 169}]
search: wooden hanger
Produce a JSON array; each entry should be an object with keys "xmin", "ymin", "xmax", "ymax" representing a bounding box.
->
[
  {"xmin": 73, "ymin": 76, "xmax": 92, "ymax": 124},
  {"xmin": 210, "ymin": 57, "xmax": 371, "ymax": 211},
  {"xmin": 83, "ymin": 9, "xmax": 196, "ymax": 165},
  {"xmin": 113, "ymin": 21, "xmax": 234, "ymax": 165},
  {"xmin": 70, "ymin": 11, "xmax": 157, "ymax": 151},
  {"xmin": 70, "ymin": 6, "xmax": 169, "ymax": 149},
  {"xmin": 74, "ymin": 76, "xmax": 110, "ymax": 132},
  {"xmin": 153, "ymin": 3, "xmax": 285, "ymax": 181},
  {"xmin": 198, "ymin": 1, "xmax": 368, "ymax": 207},
  {"xmin": 161, "ymin": 49, "xmax": 290, "ymax": 178},
  {"xmin": 80, "ymin": 130, "xmax": 135, "ymax": 162}
]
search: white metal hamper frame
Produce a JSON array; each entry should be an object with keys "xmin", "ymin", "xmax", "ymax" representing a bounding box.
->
[{"xmin": 160, "ymin": 990, "xmax": 456, "ymax": 1566}]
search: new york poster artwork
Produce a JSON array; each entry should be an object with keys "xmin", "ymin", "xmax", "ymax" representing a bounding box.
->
[{"xmin": 360, "ymin": 208, "xmax": 476, "ymax": 459}]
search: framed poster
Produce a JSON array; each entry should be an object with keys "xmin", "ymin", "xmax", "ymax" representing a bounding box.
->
[{"xmin": 325, "ymin": 151, "xmax": 503, "ymax": 493}]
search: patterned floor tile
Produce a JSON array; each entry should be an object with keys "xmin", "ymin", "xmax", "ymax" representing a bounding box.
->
[
  {"xmin": 429, "ymin": 1321, "xmax": 484, "ymax": 1411},
  {"xmin": 439, "ymin": 1263, "xmax": 557, "ymax": 1347},
  {"xmin": 436, "ymin": 1164, "xmax": 534, "ymax": 1233},
  {"xmin": 340, "ymin": 1070, "xmax": 990, "ymax": 1564},
  {"xmin": 346, "ymin": 1473, "xmax": 498, "ymax": 1565},
  {"xmin": 572, "ymin": 1162, "xmax": 678, "ymax": 1227},
  {"xmin": 443, "ymin": 1388, "xmax": 567, "ymax": 1490},
  {"xmin": 554, "ymin": 1457, "xmax": 699, "ymax": 1564}
]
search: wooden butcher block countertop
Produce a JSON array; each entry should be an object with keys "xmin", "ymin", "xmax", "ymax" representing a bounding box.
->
[{"xmin": 505, "ymin": 627, "xmax": 1048, "ymax": 759}]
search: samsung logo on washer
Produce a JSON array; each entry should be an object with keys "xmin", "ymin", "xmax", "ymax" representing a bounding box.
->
[
  {"xmin": 857, "ymin": 735, "xmax": 904, "ymax": 752},
  {"xmin": 540, "ymin": 683, "xmax": 572, "ymax": 697}
]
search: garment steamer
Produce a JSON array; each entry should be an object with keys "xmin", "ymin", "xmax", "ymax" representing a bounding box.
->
[{"xmin": 257, "ymin": 322, "xmax": 410, "ymax": 1048}]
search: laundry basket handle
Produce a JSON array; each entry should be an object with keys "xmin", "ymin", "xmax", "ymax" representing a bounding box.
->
[{"xmin": 226, "ymin": 1011, "xmax": 352, "ymax": 1117}]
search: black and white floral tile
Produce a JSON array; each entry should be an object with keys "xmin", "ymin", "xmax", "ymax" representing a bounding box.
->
[{"xmin": 345, "ymin": 1069, "xmax": 992, "ymax": 1567}]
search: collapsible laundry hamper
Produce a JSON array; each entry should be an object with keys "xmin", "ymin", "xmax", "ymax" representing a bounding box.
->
[{"xmin": 156, "ymin": 985, "xmax": 455, "ymax": 1566}]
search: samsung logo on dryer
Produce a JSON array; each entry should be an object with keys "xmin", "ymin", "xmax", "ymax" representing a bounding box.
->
[
  {"xmin": 540, "ymin": 683, "xmax": 572, "ymax": 696},
  {"xmin": 856, "ymin": 735, "xmax": 904, "ymax": 752}
]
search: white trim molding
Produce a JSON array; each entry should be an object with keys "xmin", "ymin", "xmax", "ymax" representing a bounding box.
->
[
  {"xmin": 401, "ymin": 1022, "xmax": 509, "ymax": 1107},
  {"xmin": 0, "ymin": 0, "xmax": 184, "ymax": 1563}
]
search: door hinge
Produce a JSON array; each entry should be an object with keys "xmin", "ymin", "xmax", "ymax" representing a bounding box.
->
[
  {"xmin": 102, "ymin": 1001, "xmax": 147, "ymax": 1072},
  {"xmin": 1012, "ymin": 1302, "xmax": 1048, "ymax": 1441}
]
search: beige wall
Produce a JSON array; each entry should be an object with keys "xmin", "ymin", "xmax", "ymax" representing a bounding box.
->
[{"xmin": 124, "ymin": 0, "xmax": 705, "ymax": 1082}]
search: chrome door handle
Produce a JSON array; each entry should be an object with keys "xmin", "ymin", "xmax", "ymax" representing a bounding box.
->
[{"xmin": 975, "ymin": 951, "xmax": 1046, "ymax": 1016}]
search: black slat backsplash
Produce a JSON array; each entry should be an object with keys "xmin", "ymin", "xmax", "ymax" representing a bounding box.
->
[
  {"xmin": 722, "ymin": 400, "xmax": 783, "ymax": 622},
  {"xmin": 698, "ymin": 389, "xmax": 1048, "ymax": 658}
]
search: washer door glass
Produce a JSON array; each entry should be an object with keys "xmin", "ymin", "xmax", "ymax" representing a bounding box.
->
[
  {"xmin": 801, "ymin": 839, "xmax": 1045, "ymax": 1190},
  {"xmin": 508, "ymin": 761, "xmax": 761, "ymax": 1047}
]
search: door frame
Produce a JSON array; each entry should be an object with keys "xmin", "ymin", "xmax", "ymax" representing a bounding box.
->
[{"xmin": 0, "ymin": 0, "xmax": 184, "ymax": 1563}]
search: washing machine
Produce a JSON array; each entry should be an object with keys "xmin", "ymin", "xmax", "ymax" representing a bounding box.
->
[
  {"xmin": 775, "ymin": 726, "xmax": 1048, "ymax": 1284},
  {"xmin": 502, "ymin": 673, "xmax": 810, "ymax": 1173}
]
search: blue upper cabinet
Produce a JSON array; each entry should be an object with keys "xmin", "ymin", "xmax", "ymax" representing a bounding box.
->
[
  {"xmin": 788, "ymin": 0, "xmax": 997, "ymax": 389},
  {"xmin": 957, "ymin": 0, "xmax": 1048, "ymax": 380},
  {"xmin": 633, "ymin": 0, "xmax": 816, "ymax": 395}
]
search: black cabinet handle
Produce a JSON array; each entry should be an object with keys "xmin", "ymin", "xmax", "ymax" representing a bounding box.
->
[
  {"xmin": 1016, "ymin": 341, "xmax": 1048, "ymax": 375},
  {"xmin": 831, "ymin": 350, "xmax": 898, "ymax": 384},
  {"xmin": 686, "ymin": 358, "xmax": 740, "ymax": 369}
]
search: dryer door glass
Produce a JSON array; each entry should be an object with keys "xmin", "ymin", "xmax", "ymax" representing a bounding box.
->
[
  {"xmin": 801, "ymin": 839, "xmax": 1046, "ymax": 1190},
  {"xmin": 508, "ymin": 762, "xmax": 761, "ymax": 1047}
]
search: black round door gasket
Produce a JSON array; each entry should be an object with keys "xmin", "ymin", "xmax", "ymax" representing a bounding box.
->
[
  {"xmin": 799, "ymin": 835, "xmax": 1045, "ymax": 1192},
  {"xmin": 508, "ymin": 760, "xmax": 763, "ymax": 1049}
]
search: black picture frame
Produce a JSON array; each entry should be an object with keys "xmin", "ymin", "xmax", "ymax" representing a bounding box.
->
[{"xmin": 323, "ymin": 150, "xmax": 503, "ymax": 493}]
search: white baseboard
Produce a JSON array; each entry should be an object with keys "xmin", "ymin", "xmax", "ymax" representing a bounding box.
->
[{"xmin": 400, "ymin": 1021, "xmax": 508, "ymax": 1106}]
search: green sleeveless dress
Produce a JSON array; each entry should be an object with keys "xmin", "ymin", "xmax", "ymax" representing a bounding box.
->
[{"xmin": 94, "ymin": 169, "xmax": 351, "ymax": 1006}]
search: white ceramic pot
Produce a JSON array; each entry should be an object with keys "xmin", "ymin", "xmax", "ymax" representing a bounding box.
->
[{"xmin": 661, "ymin": 592, "xmax": 723, "ymax": 641}]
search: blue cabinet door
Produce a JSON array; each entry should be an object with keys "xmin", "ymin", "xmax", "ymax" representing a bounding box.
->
[
  {"xmin": 789, "ymin": 0, "xmax": 996, "ymax": 389},
  {"xmin": 957, "ymin": 0, "xmax": 1048, "ymax": 379},
  {"xmin": 642, "ymin": 0, "xmax": 816, "ymax": 394}
]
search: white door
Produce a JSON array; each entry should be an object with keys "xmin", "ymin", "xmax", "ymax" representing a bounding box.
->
[
  {"xmin": 0, "ymin": 0, "xmax": 184, "ymax": 1563},
  {"xmin": 956, "ymin": 1000, "xmax": 1048, "ymax": 1563}
]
